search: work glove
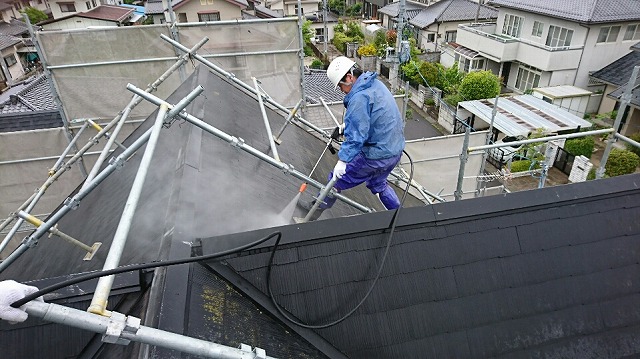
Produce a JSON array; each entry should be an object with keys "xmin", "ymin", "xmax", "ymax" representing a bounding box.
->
[
  {"xmin": 0, "ymin": 280, "xmax": 42, "ymax": 324},
  {"xmin": 332, "ymin": 160, "xmax": 347, "ymax": 180}
]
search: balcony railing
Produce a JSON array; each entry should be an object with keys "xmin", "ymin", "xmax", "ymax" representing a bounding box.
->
[{"xmin": 458, "ymin": 24, "xmax": 584, "ymax": 53}]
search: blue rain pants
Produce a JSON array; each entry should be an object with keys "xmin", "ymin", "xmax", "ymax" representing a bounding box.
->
[{"xmin": 319, "ymin": 152, "xmax": 402, "ymax": 210}]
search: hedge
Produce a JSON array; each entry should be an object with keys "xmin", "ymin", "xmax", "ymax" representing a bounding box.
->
[
  {"xmin": 605, "ymin": 148, "xmax": 640, "ymax": 177},
  {"xmin": 564, "ymin": 136, "xmax": 595, "ymax": 158},
  {"xmin": 626, "ymin": 132, "xmax": 640, "ymax": 157}
]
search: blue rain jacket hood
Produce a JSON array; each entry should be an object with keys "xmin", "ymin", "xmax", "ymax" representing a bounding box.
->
[{"xmin": 338, "ymin": 71, "xmax": 405, "ymax": 162}]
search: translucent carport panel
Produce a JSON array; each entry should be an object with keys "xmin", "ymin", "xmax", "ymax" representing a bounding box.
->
[
  {"xmin": 37, "ymin": 25, "xmax": 185, "ymax": 121},
  {"xmin": 177, "ymin": 19, "xmax": 303, "ymax": 107}
]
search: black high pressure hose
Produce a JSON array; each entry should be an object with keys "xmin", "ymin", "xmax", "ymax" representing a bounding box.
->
[
  {"xmin": 266, "ymin": 150, "xmax": 415, "ymax": 329},
  {"xmin": 11, "ymin": 231, "xmax": 282, "ymax": 308}
]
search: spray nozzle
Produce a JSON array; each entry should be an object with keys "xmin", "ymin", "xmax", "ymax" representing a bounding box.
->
[{"xmin": 299, "ymin": 183, "xmax": 307, "ymax": 193}]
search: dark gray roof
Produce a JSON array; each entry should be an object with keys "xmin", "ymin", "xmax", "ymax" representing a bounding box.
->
[
  {"xmin": 0, "ymin": 33, "xmax": 20, "ymax": 50},
  {"xmin": 0, "ymin": 19, "xmax": 29, "ymax": 37},
  {"xmin": 145, "ymin": 0, "xmax": 180, "ymax": 15},
  {"xmin": 410, "ymin": 0, "xmax": 498, "ymax": 29},
  {"xmin": 632, "ymin": 42, "xmax": 640, "ymax": 51},
  {"xmin": 206, "ymin": 173, "xmax": 640, "ymax": 358},
  {"xmin": 304, "ymin": 69, "xmax": 345, "ymax": 104},
  {"xmin": 378, "ymin": 0, "xmax": 425, "ymax": 18},
  {"xmin": 0, "ymin": 75, "xmax": 57, "ymax": 113},
  {"xmin": 488, "ymin": 0, "xmax": 640, "ymax": 23},
  {"xmin": 591, "ymin": 51, "xmax": 640, "ymax": 86},
  {"xmin": 608, "ymin": 84, "xmax": 640, "ymax": 108},
  {"xmin": 254, "ymin": 4, "xmax": 282, "ymax": 18}
]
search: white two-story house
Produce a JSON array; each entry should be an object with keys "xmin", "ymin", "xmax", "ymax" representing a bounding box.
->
[{"xmin": 454, "ymin": 0, "xmax": 640, "ymax": 93}]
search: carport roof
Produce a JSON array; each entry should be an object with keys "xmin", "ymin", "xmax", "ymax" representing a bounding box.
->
[{"xmin": 458, "ymin": 94, "xmax": 592, "ymax": 137}]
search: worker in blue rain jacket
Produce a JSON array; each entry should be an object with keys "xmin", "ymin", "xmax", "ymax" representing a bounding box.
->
[{"xmin": 300, "ymin": 56, "xmax": 405, "ymax": 220}]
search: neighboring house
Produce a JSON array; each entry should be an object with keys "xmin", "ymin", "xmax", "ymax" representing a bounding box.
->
[
  {"xmin": 47, "ymin": 0, "xmax": 102, "ymax": 19},
  {"xmin": 38, "ymin": 5, "xmax": 135, "ymax": 30},
  {"xmin": 454, "ymin": 0, "xmax": 640, "ymax": 94},
  {"xmin": 408, "ymin": 0, "xmax": 497, "ymax": 67},
  {"xmin": 0, "ymin": 19, "xmax": 33, "ymax": 88},
  {"xmin": 0, "ymin": 74, "xmax": 62, "ymax": 132},
  {"xmin": 2, "ymin": 64, "xmax": 640, "ymax": 359},
  {"xmin": 0, "ymin": 0, "xmax": 52, "ymax": 20},
  {"xmin": 145, "ymin": 0, "xmax": 254, "ymax": 24},
  {"xmin": 377, "ymin": 0, "xmax": 423, "ymax": 31},
  {"xmin": 265, "ymin": 0, "xmax": 319, "ymax": 17},
  {"xmin": 590, "ymin": 42, "xmax": 640, "ymax": 136}
]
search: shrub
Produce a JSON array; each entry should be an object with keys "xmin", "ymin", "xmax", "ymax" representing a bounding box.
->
[
  {"xmin": 626, "ymin": 132, "xmax": 640, "ymax": 157},
  {"xmin": 564, "ymin": 136, "xmax": 595, "ymax": 158},
  {"xmin": 332, "ymin": 32, "xmax": 350, "ymax": 53},
  {"xmin": 458, "ymin": 71, "xmax": 500, "ymax": 101},
  {"xmin": 510, "ymin": 160, "xmax": 533, "ymax": 172},
  {"xmin": 310, "ymin": 58, "xmax": 324, "ymax": 69},
  {"xmin": 424, "ymin": 98, "xmax": 435, "ymax": 106},
  {"xmin": 357, "ymin": 44, "xmax": 377, "ymax": 57},
  {"xmin": 443, "ymin": 94, "xmax": 463, "ymax": 107},
  {"xmin": 21, "ymin": 6, "xmax": 48, "ymax": 24},
  {"xmin": 605, "ymin": 148, "xmax": 640, "ymax": 177}
]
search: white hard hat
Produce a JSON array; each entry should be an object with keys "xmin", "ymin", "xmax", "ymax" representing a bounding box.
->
[{"xmin": 327, "ymin": 56, "xmax": 356, "ymax": 89}]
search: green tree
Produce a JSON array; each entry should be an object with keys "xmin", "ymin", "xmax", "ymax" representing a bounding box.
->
[
  {"xmin": 301, "ymin": 20, "xmax": 314, "ymax": 56},
  {"xmin": 329, "ymin": 0, "xmax": 345, "ymax": 15},
  {"xmin": 605, "ymin": 149, "xmax": 640, "ymax": 177},
  {"xmin": 458, "ymin": 70, "xmax": 501, "ymax": 102},
  {"xmin": 21, "ymin": 7, "xmax": 48, "ymax": 24}
]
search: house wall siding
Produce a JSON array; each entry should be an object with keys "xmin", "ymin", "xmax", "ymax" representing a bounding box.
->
[
  {"xmin": 49, "ymin": 0, "xmax": 92, "ymax": 19},
  {"xmin": 575, "ymin": 21, "xmax": 637, "ymax": 89},
  {"xmin": 174, "ymin": 0, "xmax": 243, "ymax": 22},
  {"xmin": 41, "ymin": 17, "xmax": 118, "ymax": 30}
]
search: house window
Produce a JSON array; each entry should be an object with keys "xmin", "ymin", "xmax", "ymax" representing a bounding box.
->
[
  {"xmin": 92, "ymin": 0, "xmax": 96, "ymax": 7},
  {"xmin": 515, "ymin": 64, "xmax": 541, "ymax": 92},
  {"xmin": 315, "ymin": 28, "xmax": 325, "ymax": 43},
  {"xmin": 427, "ymin": 33, "xmax": 435, "ymax": 42},
  {"xmin": 545, "ymin": 25, "xmax": 573, "ymax": 47},
  {"xmin": 59, "ymin": 2, "xmax": 76, "ymax": 12},
  {"xmin": 4, "ymin": 54, "xmax": 17, "ymax": 67},
  {"xmin": 198, "ymin": 12, "xmax": 220, "ymax": 22},
  {"xmin": 532, "ymin": 21, "xmax": 543, "ymax": 37},
  {"xmin": 85, "ymin": 1, "xmax": 91, "ymax": 9},
  {"xmin": 444, "ymin": 30, "xmax": 457, "ymax": 43},
  {"xmin": 597, "ymin": 26, "xmax": 621, "ymax": 43},
  {"xmin": 502, "ymin": 14, "xmax": 523, "ymax": 37},
  {"xmin": 294, "ymin": 4, "xmax": 303, "ymax": 15},
  {"xmin": 177, "ymin": 13, "xmax": 187, "ymax": 22},
  {"xmin": 459, "ymin": 56, "xmax": 485, "ymax": 73},
  {"xmin": 623, "ymin": 24, "xmax": 640, "ymax": 41}
]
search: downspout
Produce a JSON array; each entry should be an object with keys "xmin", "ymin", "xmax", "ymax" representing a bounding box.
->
[{"xmin": 573, "ymin": 23, "xmax": 590, "ymax": 86}]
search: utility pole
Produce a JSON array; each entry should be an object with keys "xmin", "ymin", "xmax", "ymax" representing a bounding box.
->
[
  {"xmin": 323, "ymin": 0, "xmax": 328, "ymax": 58},
  {"xmin": 474, "ymin": 0, "xmax": 482, "ymax": 23},
  {"xmin": 392, "ymin": 0, "xmax": 406, "ymax": 90}
]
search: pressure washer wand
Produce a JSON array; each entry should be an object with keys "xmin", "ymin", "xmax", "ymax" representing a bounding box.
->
[{"xmin": 300, "ymin": 128, "xmax": 340, "ymax": 193}]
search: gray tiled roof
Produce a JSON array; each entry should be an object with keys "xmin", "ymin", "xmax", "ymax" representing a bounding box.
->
[
  {"xmin": 378, "ymin": 1, "xmax": 425, "ymax": 18},
  {"xmin": 145, "ymin": 0, "xmax": 181, "ymax": 15},
  {"xmin": 488, "ymin": 0, "xmax": 640, "ymax": 23},
  {"xmin": 0, "ymin": 34, "xmax": 20, "ymax": 51},
  {"xmin": 304, "ymin": 69, "xmax": 345, "ymax": 104},
  {"xmin": 632, "ymin": 42, "xmax": 640, "ymax": 51},
  {"xmin": 0, "ymin": 19, "xmax": 29, "ymax": 37},
  {"xmin": 590, "ymin": 51, "xmax": 640, "ymax": 86},
  {"xmin": 0, "ymin": 75, "xmax": 57, "ymax": 114},
  {"xmin": 410, "ymin": 0, "xmax": 498, "ymax": 29},
  {"xmin": 608, "ymin": 83, "xmax": 640, "ymax": 107}
]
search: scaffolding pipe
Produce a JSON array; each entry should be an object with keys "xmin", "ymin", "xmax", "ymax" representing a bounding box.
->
[
  {"xmin": 87, "ymin": 119, "xmax": 127, "ymax": 151},
  {"xmin": 158, "ymin": 34, "xmax": 329, "ymax": 138},
  {"xmin": 126, "ymin": 84, "xmax": 373, "ymax": 213},
  {"xmin": 26, "ymin": 14, "xmax": 88, "ymax": 177},
  {"xmin": 468, "ymin": 128, "xmax": 615, "ymax": 152},
  {"xmin": 51, "ymin": 122, "xmax": 89, "ymax": 175},
  {"xmin": 198, "ymin": 49, "xmax": 299, "ymax": 58},
  {"xmin": 46, "ymin": 57, "xmax": 179, "ymax": 70},
  {"xmin": 615, "ymin": 132, "xmax": 640, "ymax": 149},
  {"xmin": 24, "ymin": 301, "xmax": 277, "ymax": 359},
  {"xmin": 476, "ymin": 96, "xmax": 498, "ymax": 197},
  {"xmin": 389, "ymin": 169, "xmax": 445, "ymax": 203},
  {"xmin": 273, "ymin": 99, "xmax": 303, "ymax": 144},
  {"xmin": 16, "ymin": 210, "xmax": 100, "ymax": 258},
  {"xmin": 0, "ymin": 189, "xmax": 46, "ymax": 255},
  {"xmin": 253, "ymin": 77, "xmax": 280, "ymax": 162},
  {"xmin": 319, "ymin": 97, "xmax": 341, "ymax": 128},
  {"xmin": 0, "ymin": 150, "xmax": 108, "ymax": 166},
  {"xmin": 0, "ymin": 127, "xmax": 155, "ymax": 273},
  {"xmin": 88, "ymin": 89, "xmax": 201, "ymax": 316},
  {"xmin": 597, "ymin": 66, "xmax": 639, "ymax": 179},
  {"xmin": 176, "ymin": 17, "xmax": 296, "ymax": 26}
]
